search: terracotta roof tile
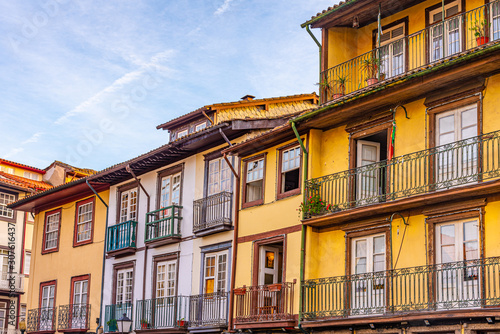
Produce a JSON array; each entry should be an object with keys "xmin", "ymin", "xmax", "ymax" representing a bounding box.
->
[
  {"xmin": 0, "ymin": 158, "xmax": 45, "ymax": 173},
  {"xmin": 0, "ymin": 171, "xmax": 52, "ymax": 191}
]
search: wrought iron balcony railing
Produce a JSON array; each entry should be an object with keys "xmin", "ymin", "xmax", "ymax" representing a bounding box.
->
[
  {"xmin": 27, "ymin": 307, "xmax": 56, "ymax": 333},
  {"xmin": 104, "ymin": 303, "xmax": 133, "ymax": 333},
  {"xmin": 320, "ymin": 1, "xmax": 500, "ymax": 104},
  {"xmin": 193, "ymin": 191, "xmax": 232, "ymax": 234},
  {"xmin": 107, "ymin": 220, "xmax": 137, "ymax": 253},
  {"xmin": 145, "ymin": 205, "xmax": 182, "ymax": 243},
  {"xmin": 57, "ymin": 304, "xmax": 90, "ymax": 331},
  {"xmin": 135, "ymin": 296, "xmax": 189, "ymax": 330},
  {"xmin": 304, "ymin": 130, "xmax": 500, "ymax": 218},
  {"xmin": 302, "ymin": 256, "xmax": 500, "ymax": 320},
  {"xmin": 234, "ymin": 282, "xmax": 296, "ymax": 324},
  {"xmin": 0, "ymin": 272, "xmax": 23, "ymax": 292},
  {"xmin": 0, "ymin": 329, "xmax": 22, "ymax": 334},
  {"xmin": 188, "ymin": 291, "xmax": 229, "ymax": 328}
]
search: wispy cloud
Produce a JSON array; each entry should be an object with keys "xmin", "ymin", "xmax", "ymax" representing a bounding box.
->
[
  {"xmin": 21, "ymin": 132, "xmax": 44, "ymax": 145},
  {"xmin": 214, "ymin": 0, "xmax": 233, "ymax": 16}
]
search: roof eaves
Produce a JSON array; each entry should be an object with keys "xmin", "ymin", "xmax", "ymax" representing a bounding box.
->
[{"xmin": 301, "ymin": 0, "xmax": 359, "ymax": 28}]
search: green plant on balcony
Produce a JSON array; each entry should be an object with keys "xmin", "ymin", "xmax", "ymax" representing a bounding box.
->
[
  {"xmin": 298, "ymin": 194, "xmax": 337, "ymax": 217},
  {"xmin": 360, "ymin": 55, "xmax": 381, "ymax": 85},
  {"xmin": 107, "ymin": 319, "xmax": 117, "ymax": 332},
  {"xmin": 470, "ymin": 19, "xmax": 491, "ymax": 45},
  {"xmin": 140, "ymin": 318, "xmax": 149, "ymax": 329},
  {"xmin": 316, "ymin": 79, "xmax": 333, "ymax": 99},
  {"xmin": 332, "ymin": 74, "xmax": 349, "ymax": 98}
]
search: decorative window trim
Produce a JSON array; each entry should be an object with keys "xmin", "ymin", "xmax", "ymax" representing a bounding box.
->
[
  {"xmin": 70, "ymin": 274, "xmax": 90, "ymax": 305},
  {"xmin": 73, "ymin": 197, "xmax": 95, "ymax": 247},
  {"xmin": 39, "ymin": 280, "xmax": 57, "ymax": 308},
  {"xmin": 112, "ymin": 261, "xmax": 135, "ymax": 305},
  {"xmin": 42, "ymin": 208, "xmax": 62, "ymax": 255},
  {"xmin": 277, "ymin": 142, "xmax": 302, "ymax": 200},
  {"xmin": 242, "ymin": 153, "xmax": 267, "ymax": 209}
]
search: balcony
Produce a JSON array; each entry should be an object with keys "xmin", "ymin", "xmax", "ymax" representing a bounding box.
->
[
  {"xmin": 57, "ymin": 304, "xmax": 90, "ymax": 332},
  {"xmin": 27, "ymin": 307, "xmax": 56, "ymax": 333},
  {"xmin": 302, "ymin": 257, "xmax": 500, "ymax": 325},
  {"xmin": 304, "ymin": 130, "xmax": 500, "ymax": 221},
  {"xmin": 145, "ymin": 205, "xmax": 182, "ymax": 247},
  {"xmin": 135, "ymin": 296, "xmax": 189, "ymax": 330},
  {"xmin": 188, "ymin": 292, "xmax": 229, "ymax": 329},
  {"xmin": 0, "ymin": 272, "xmax": 24, "ymax": 293},
  {"xmin": 320, "ymin": 2, "xmax": 500, "ymax": 105},
  {"xmin": 0, "ymin": 330, "xmax": 22, "ymax": 334},
  {"xmin": 107, "ymin": 221, "xmax": 137, "ymax": 257},
  {"xmin": 104, "ymin": 303, "xmax": 133, "ymax": 333},
  {"xmin": 193, "ymin": 191, "xmax": 232, "ymax": 236},
  {"xmin": 234, "ymin": 282, "xmax": 296, "ymax": 329}
]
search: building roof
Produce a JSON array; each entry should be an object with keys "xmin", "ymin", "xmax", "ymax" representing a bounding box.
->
[
  {"xmin": 45, "ymin": 160, "xmax": 97, "ymax": 176},
  {"xmin": 0, "ymin": 171, "xmax": 52, "ymax": 192},
  {"xmin": 0, "ymin": 158, "xmax": 46, "ymax": 174}
]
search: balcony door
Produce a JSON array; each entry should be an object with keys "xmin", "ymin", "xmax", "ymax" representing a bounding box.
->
[
  {"xmin": 200, "ymin": 251, "xmax": 228, "ymax": 324},
  {"xmin": 356, "ymin": 140, "xmax": 381, "ymax": 205},
  {"xmin": 379, "ymin": 23, "xmax": 405, "ymax": 78},
  {"xmin": 114, "ymin": 268, "xmax": 133, "ymax": 330},
  {"xmin": 70, "ymin": 278, "xmax": 88, "ymax": 329},
  {"xmin": 157, "ymin": 172, "xmax": 181, "ymax": 236},
  {"xmin": 206, "ymin": 158, "xmax": 232, "ymax": 224},
  {"xmin": 491, "ymin": 1, "xmax": 500, "ymax": 41},
  {"xmin": 435, "ymin": 220, "xmax": 480, "ymax": 309},
  {"xmin": 429, "ymin": 1, "xmax": 463, "ymax": 62},
  {"xmin": 40, "ymin": 284, "xmax": 55, "ymax": 331},
  {"xmin": 351, "ymin": 234, "xmax": 386, "ymax": 315},
  {"xmin": 435, "ymin": 105, "xmax": 478, "ymax": 187},
  {"xmin": 256, "ymin": 245, "xmax": 283, "ymax": 318},
  {"xmin": 155, "ymin": 260, "xmax": 177, "ymax": 328},
  {"xmin": 119, "ymin": 188, "xmax": 137, "ymax": 223}
]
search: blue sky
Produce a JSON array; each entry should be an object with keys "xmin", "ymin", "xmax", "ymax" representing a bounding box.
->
[{"xmin": 0, "ymin": 0, "xmax": 332, "ymax": 171}]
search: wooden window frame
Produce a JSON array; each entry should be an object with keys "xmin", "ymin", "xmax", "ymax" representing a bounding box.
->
[
  {"xmin": 112, "ymin": 261, "xmax": 135, "ymax": 305},
  {"xmin": 42, "ymin": 208, "xmax": 62, "ymax": 255},
  {"xmin": 0, "ymin": 189, "xmax": 17, "ymax": 222},
  {"xmin": 39, "ymin": 280, "xmax": 57, "ymax": 308},
  {"xmin": 242, "ymin": 153, "xmax": 267, "ymax": 209},
  {"xmin": 251, "ymin": 235, "xmax": 286, "ymax": 286},
  {"xmin": 73, "ymin": 197, "xmax": 95, "ymax": 247},
  {"xmin": 277, "ymin": 142, "xmax": 302, "ymax": 200},
  {"xmin": 70, "ymin": 274, "xmax": 90, "ymax": 305},
  {"xmin": 156, "ymin": 164, "xmax": 184, "ymax": 210},
  {"xmin": 152, "ymin": 253, "xmax": 179, "ymax": 299},
  {"xmin": 116, "ymin": 182, "xmax": 139, "ymax": 224}
]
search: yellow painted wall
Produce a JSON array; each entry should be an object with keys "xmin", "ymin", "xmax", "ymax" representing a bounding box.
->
[
  {"xmin": 28, "ymin": 190, "xmax": 109, "ymax": 333},
  {"xmin": 0, "ymin": 163, "xmax": 44, "ymax": 180}
]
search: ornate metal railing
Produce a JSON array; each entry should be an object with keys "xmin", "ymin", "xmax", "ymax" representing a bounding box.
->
[
  {"xmin": 0, "ymin": 272, "xmax": 23, "ymax": 292},
  {"xmin": 189, "ymin": 292, "xmax": 229, "ymax": 328},
  {"xmin": 135, "ymin": 296, "xmax": 189, "ymax": 330},
  {"xmin": 234, "ymin": 282, "xmax": 296, "ymax": 324},
  {"xmin": 57, "ymin": 304, "xmax": 90, "ymax": 331},
  {"xmin": 320, "ymin": 1, "xmax": 500, "ymax": 104},
  {"xmin": 104, "ymin": 303, "xmax": 133, "ymax": 333},
  {"xmin": 304, "ymin": 130, "xmax": 500, "ymax": 218},
  {"xmin": 302, "ymin": 257, "xmax": 500, "ymax": 320},
  {"xmin": 145, "ymin": 205, "xmax": 182, "ymax": 243},
  {"xmin": 27, "ymin": 307, "xmax": 56, "ymax": 332},
  {"xmin": 193, "ymin": 192, "xmax": 232, "ymax": 233},
  {"xmin": 107, "ymin": 221, "xmax": 137, "ymax": 252},
  {"xmin": 0, "ymin": 329, "xmax": 21, "ymax": 334}
]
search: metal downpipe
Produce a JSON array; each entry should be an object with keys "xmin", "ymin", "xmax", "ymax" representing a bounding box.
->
[{"xmin": 305, "ymin": 24, "xmax": 322, "ymax": 101}]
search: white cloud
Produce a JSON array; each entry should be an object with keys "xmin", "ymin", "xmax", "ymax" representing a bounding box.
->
[
  {"xmin": 214, "ymin": 0, "xmax": 233, "ymax": 16},
  {"xmin": 21, "ymin": 131, "xmax": 44, "ymax": 145}
]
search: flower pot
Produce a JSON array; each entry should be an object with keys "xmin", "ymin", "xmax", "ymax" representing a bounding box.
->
[
  {"xmin": 332, "ymin": 93, "xmax": 344, "ymax": 99},
  {"xmin": 476, "ymin": 36, "xmax": 489, "ymax": 46},
  {"xmin": 141, "ymin": 323, "xmax": 148, "ymax": 329},
  {"xmin": 268, "ymin": 283, "xmax": 282, "ymax": 292},
  {"xmin": 177, "ymin": 320, "xmax": 186, "ymax": 327},
  {"xmin": 108, "ymin": 324, "xmax": 117, "ymax": 332},
  {"xmin": 234, "ymin": 287, "xmax": 246, "ymax": 295},
  {"xmin": 366, "ymin": 78, "xmax": 379, "ymax": 86}
]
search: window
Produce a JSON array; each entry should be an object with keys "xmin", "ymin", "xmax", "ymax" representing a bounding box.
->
[
  {"xmin": 115, "ymin": 268, "xmax": 133, "ymax": 305},
  {"xmin": 71, "ymin": 276, "xmax": 89, "ymax": 305},
  {"xmin": 177, "ymin": 129, "xmax": 188, "ymax": 139},
  {"xmin": 39, "ymin": 281, "xmax": 56, "ymax": 331},
  {"xmin": 278, "ymin": 145, "xmax": 301, "ymax": 198},
  {"xmin": 24, "ymin": 251, "xmax": 31, "ymax": 275},
  {"xmin": 160, "ymin": 172, "xmax": 181, "ymax": 209},
  {"xmin": 378, "ymin": 22, "xmax": 406, "ymax": 78},
  {"xmin": 195, "ymin": 122, "xmax": 207, "ymax": 132},
  {"xmin": 0, "ymin": 192, "xmax": 15, "ymax": 219},
  {"xmin": 243, "ymin": 155, "xmax": 265, "ymax": 207},
  {"xmin": 491, "ymin": 0, "xmax": 500, "ymax": 41},
  {"xmin": 0, "ymin": 302, "xmax": 6, "ymax": 330},
  {"xmin": 208, "ymin": 158, "xmax": 232, "ymax": 196},
  {"xmin": 23, "ymin": 171, "xmax": 40, "ymax": 181},
  {"xmin": 119, "ymin": 188, "xmax": 137, "ymax": 223},
  {"xmin": 20, "ymin": 304, "xmax": 26, "ymax": 320},
  {"xmin": 0, "ymin": 250, "xmax": 8, "ymax": 277},
  {"xmin": 43, "ymin": 209, "xmax": 61, "ymax": 253},
  {"xmin": 155, "ymin": 259, "xmax": 176, "ymax": 301},
  {"xmin": 428, "ymin": 0, "xmax": 462, "ymax": 61},
  {"xmin": 74, "ymin": 198, "xmax": 94, "ymax": 246},
  {"xmin": 0, "ymin": 166, "xmax": 14, "ymax": 174},
  {"xmin": 203, "ymin": 251, "xmax": 228, "ymax": 294}
]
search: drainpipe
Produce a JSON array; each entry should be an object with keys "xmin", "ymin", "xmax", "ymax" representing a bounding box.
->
[
  {"xmin": 305, "ymin": 24, "xmax": 322, "ymax": 100},
  {"xmin": 86, "ymin": 180, "xmax": 108, "ymax": 333},
  {"xmin": 224, "ymin": 153, "xmax": 240, "ymax": 331},
  {"xmin": 125, "ymin": 165, "xmax": 151, "ymax": 305},
  {"xmin": 290, "ymin": 121, "xmax": 308, "ymax": 327}
]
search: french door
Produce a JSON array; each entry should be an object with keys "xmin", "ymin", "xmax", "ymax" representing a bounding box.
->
[
  {"xmin": 356, "ymin": 140, "xmax": 381, "ymax": 205},
  {"xmin": 351, "ymin": 234, "xmax": 386, "ymax": 315},
  {"xmin": 155, "ymin": 260, "xmax": 177, "ymax": 328},
  {"xmin": 71, "ymin": 279, "xmax": 88, "ymax": 329},
  {"xmin": 156, "ymin": 173, "xmax": 181, "ymax": 237},
  {"xmin": 429, "ymin": 1, "xmax": 462, "ymax": 62},
  {"xmin": 40, "ymin": 285, "xmax": 55, "ymax": 330},
  {"xmin": 379, "ymin": 23, "xmax": 405, "ymax": 78}
]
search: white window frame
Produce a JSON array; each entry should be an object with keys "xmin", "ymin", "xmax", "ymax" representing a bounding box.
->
[
  {"xmin": 203, "ymin": 250, "xmax": 228, "ymax": 294},
  {"xmin": 429, "ymin": 0, "xmax": 463, "ymax": 62},
  {"xmin": 491, "ymin": 0, "xmax": 500, "ymax": 41},
  {"xmin": 0, "ymin": 166, "xmax": 14, "ymax": 174},
  {"xmin": 208, "ymin": 158, "xmax": 232, "ymax": 196},
  {"xmin": 245, "ymin": 158, "xmax": 265, "ymax": 204},
  {"xmin": 119, "ymin": 188, "xmax": 138, "ymax": 223},
  {"xmin": 160, "ymin": 172, "xmax": 181, "ymax": 209},
  {"xmin": 44, "ymin": 212, "xmax": 60, "ymax": 251},
  {"xmin": 76, "ymin": 200, "xmax": 93, "ymax": 243},
  {"xmin": 116, "ymin": 268, "xmax": 134, "ymax": 305},
  {"xmin": 195, "ymin": 122, "xmax": 207, "ymax": 132},
  {"xmin": 279, "ymin": 146, "xmax": 301, "ymax": 194},
  {"xmin": 177, "ymin": 129, "xmax": 188, "ymax": 139},
  {"xmin": 156, "ymin": 260, "xmax": 177, "ymax": 303},
  {"xmin": 0, "ymin": 192, "xmax": 15, "ymax": 219},
  {"xmin": 24, "ymin": 251, "xmax": 31, "ymax": 275},
  {"xmin": 379, "ymin": 22, "xmax": 406, "ymax": 78}
]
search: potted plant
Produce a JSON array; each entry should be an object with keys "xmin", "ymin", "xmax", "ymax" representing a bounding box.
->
[
  {"xmin": 360, "ymin": 55, "xmax": 381, "ymax": 86},
  {"xmin": 268, "ymin": 283, "xmax": 282, "ymax": 292},
  {"xmin": 316, "ymin": 79, "xmax": 333, "ymax": 100},
  {"xmin": 470, "ymin": 19, "xmax": 491, "ymax": 45},
  {"xmin": 140, "ymin": 319, "xmax": 149, "ymax": 330},
  {"xmin": 107, "ymin": 319, "xmax": 117, "ymax": 332},
  {"xmin": 177, "ymin": 318, "xmax": 186, "ymax": 327},
  {"xmin": 233, "ymin": 287, "xmax": 247, "ymax": 295},
  {"xmin": 332, "ymin": 74, "xmax": 349, "ymax": 99},
  {"xmin": 298, "ymin": 194, "xmax": 337, "ymax": 217}
]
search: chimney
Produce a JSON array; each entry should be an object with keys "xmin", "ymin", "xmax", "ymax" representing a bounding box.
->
[{"xmin": 240, "ymin": 95, "xmax": 255, "ymax": 101}]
